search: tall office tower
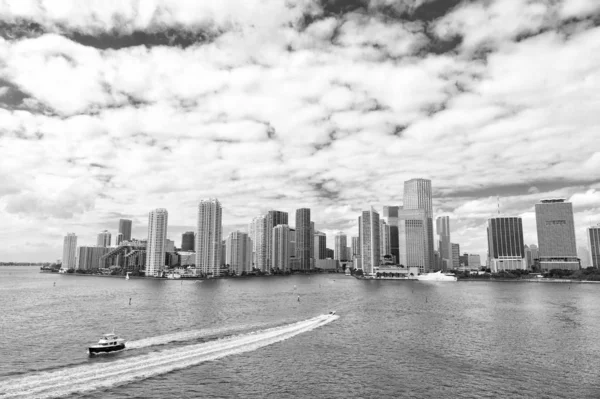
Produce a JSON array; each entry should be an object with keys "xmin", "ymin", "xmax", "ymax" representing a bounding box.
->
[
  {"xmin": 588, "ymin": 226, "xmax": 600, "ymax": 268},
  {"xmin": 249, "ymin": 215, "xmax": 267, "ymax": 271},
  {"xmin": 351, "ymin": 236, "xmax": 360, "ymax": 258},
  {"xmin": 265, "ymin": 211, "xmax": 288, "ymax": 269},
  {"xmin": 295, "ymin": 208, "xmax": 311, "ymax": 270},
  {"xmin": 530, "ymin": 244, "xmax": 539, "ymax": 261},
  {"xmin": 380, "ymin": 220, "xmax": 391, "ymax": 258},
  {"xmin": 436, "ymin": 216, "xmax": 451, "ymax": 271},
  {"xmin": 487, "ymin": 217, "xmax": 526, "ymax": 272},
  {"xmin": 116, "ymin": 233, "xmax": 124, "ymax": 246},
  {"xmin": 314, "ymin": 231, "xmax": 327, "ymax": 260},
  {"xmin": 118, "ymin": 219, "xmax": 132, "ymax": 242},
  {"xmin": 451, "ymin": 243, "xmax": 460, "ymax": 268},
  {"xmin": 359, "ymin": 208, "xmax": 380, "ymax": 274},
  {"xmin": 181, "ymin": 231, "xmax": 195, "ymax": 251},
  {"xmin": 77, "ymin": 246, "xmax": 111, "ymax": 270},
  {"xmin": 468, "ymin": 254, "xmax": 481, "ymax": 269},
  {"xmin": 578, "ymin": 246, "xmax": 592, "ymax": 268},
  {"xmin": 226, "ymin": 231, "xmax": 252, "ymax": 275},
  {"xmin": 535, "ymin": 199, "xmax": 579, "ymax": 271},
  {"xmin": 272, "ymin": 224, "xmax": 290, "ymax": 271},
  {"xmin": 97, "ymin": 230, "xmax": 111, "ymax": 247},
  {"xmin": 165, "ymin": 239, "xmax": 175, "ymax": 253},
  {"xmin": 382, "ymin": 206, "xmax": 400, "ymax": 262},
  {"xmin": 146, "ymin": 208, "xmax": 168, "ymax": 277},
  {"xmin": 335, "ymin": 232, "xmax": 347, "ymax": 260},
  {"xmin": 310, "ymin": 221, "xmax": 315, "ymax": 262},
  {"xmin": 403, "ymin": 178, "xmax": 434, "ymax": 271},
  {"xmin": 62, "ymin": 233, "xmax": 77, "ymax": 270},
  {"xmin": 221, "ymin": 240, "xmax": 227, "ymax": 270},
  {"xmin": 398, "ymin": 208, "xmax": 427, "ymax": 271},
  {"xmin": 196, "ymin": 199, "xmax": 222, "ymax": 277}
]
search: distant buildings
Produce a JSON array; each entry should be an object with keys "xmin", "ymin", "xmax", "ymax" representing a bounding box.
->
[
  {"xmin": 225, "ymin": 231, "xmax": 252, "ymax": 275},
  {"xmin": 295, "ymin": 208, "xmax": 311, "ymax": 270},
  {"xmin": 360, "ymin": 208, "xmax": 380, "ymax": 274},
  {"xmin": 487, "ymin": 217, "xmax": 526, "ymax": 272},
  {"xmin": 403, "ymin": 178, "xmax": 434, "ymax": 272},
  {"xmin": 380, "ymin": 220, "xmax": 391, "ymax": 259},
  {"xmin": 452, "ymin": 243, "xmax": 460, "ymax": 269},
  {"xmin": 97, "ymin": 230, "xmax": 111, "ymax": 247},
  {"xmin": 266, "ymin": 210, "xmax": 288, "ymax": 270},
  {"xmin": 146, "ymin": 208, "xmax": 168, "ymax": 277},
  {"xmin": 535, "ymin": 199, "xmax": 580, "ymax": 271},
  {"xmin": 77, "ymin": 246, "xmax": 111, "ymax": 270},
  {"xmin": 468, "ymin": 254, "xmax": 481, "ymax": 269},
  {"xmin": 181, "ymin": 231, "xmax": 194, "ymax": 251},
  {"xmin": 249, "ymin": 215, "xmax": 267, "ymax": 271},
  {"xmin": 314, "ymin": 231, "xmax": 327, "ymax": 260},
  {"xmin": 165, "ymin": 239, "xmax": 175, "ymax": 253},
  {"xmin": 272, "ymin": 225, "xmax": 290, "ymax": 271},
  {"xmin": 196, "ymin": 199, "xmax": 222, "ymax": 277},
  {"xmin": 398, "ymin": 208, "xmax": 427, "ymax": 271},
  {"xmin": 118, "ymin": 219, "xmax": 132, "ymax": 243},
  {"xmin": 62, "ymin": 233, "xmax": 77, "ymax": 270},
  {"xmin": 351, "ymin": 236, "xmax": 360, "ymax": 259},
  {"xmin": 325, "ymin": 248, "xmax": 334, "ymax": 259},
  {"xmin": 334, "ymin": 232, "xmax": 347, "ymax": 261},
  {"xmin": 382, "ymin": 206, "xmax": 399, "ymax": 263},
  {"xmin": 588, "ymin": 226, "xmax": 600, "ymax": 268},
  {"xmin": 436, "ymin": 216, "xmax": 451, "ymax": 271}
]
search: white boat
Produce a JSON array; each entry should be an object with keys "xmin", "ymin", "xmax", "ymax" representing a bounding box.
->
[
  {"xmin": 88, "ymin": 333, "xmax": 126, "ymax": 354},
  {"xmin": 416, "ymin": 271, "xmax": 457, "ymax": 282},
  {"xmin": 125, "ymin": 272, "xmax": 130, "ymax": 280}
]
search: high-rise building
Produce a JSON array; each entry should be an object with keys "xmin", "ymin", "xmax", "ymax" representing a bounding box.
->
[
  {"xmin": 295, "ymin": 208, "xmax": 311, "ymax": 270},
  {"xmin": 459, "ymin": 253, "xmax": 469, "ymax": 267},
  {"xmin": 196, "ymin": 199, "xmax": 222, "ymax": 276},
  {"xmin": 165, "ymin": 239, "xmax": 175, "ymax": 253},
  {"xmin": 146, "ymin": 208, "xmax": 168, "ymax": 277},
  {"xmin": 468, "ymin": 254, "xmax": 481, "ymax": 269},
  {"xmin": 325, "ymin": 248, "xmax": 334, "ymax": 259},
  {"xmin": 334, "ymin": 232, "xmax": 347, "ymax": 260},
  {"xmin": 382, "ymin": 206, "xmax": 400, "ymax": 264},
  {"xmin": 530, "ymin": 244, "xmax": 539, "ymax": 261},
  {"xmin": 524, "ymin": 245, "xmax": 533, "ymax": 268},
  {"xmin": 97, "ymin": 230, "xmax": 111, "ymax": 247},
  {"xmin": 398, "ymin": 208, "xmax": 427, "ymax": 271},
  {"xmin": 116, "ymin": 233, "xmax": 124, "ymax": 246},
  {"xmin": 403, "ymin": 178, "xmax": 434, "ymax": 271},
  {"xmin": 436, "ymin": 216, "xmax": 451, "ymax": 271},
  {"xmin": 62, "ymin": 233, "xmax": 77, "ymax": 270},
  {"xmin": 314, "ymin": 231, "xmax": 327, "ymax": 260},
  {"xmin": 118, "ymin": 219, "xmax": 132, "ymax": 242},
  {"xmin": 588, "ymin": 226, "xmax": 600, "ymax": 268},
  {"xmin": 226, "ymin": 231, "xmax": 252, "ymax": 275},
  {"xmin": 380, "ymin": 220, "xmax": 391, "ymax": 259},
  {"xmin": 249, "ymin": 215, "xmax": 267, "ymax": 271},
  {"xmin": 487, "ymin": 217, "xmax": 526, "ymax": 272},
  {"xmin": 266, "ymin": 211, "xmax": 288, "ymax": 269},
  {"xmin": 351, "ymin": 236, "xmax": 360, "ymax": 258},
  {"xmin": 451, "ymin": 243, "xmax": 460, "ymax": 268},
  {"xmin": 359, "ymin": 208, "xmax": 380, "ymax": 274},
  {"xmin": 535, "ymin": 199, "xmax": 579, "ymax": 271},
  {"xmin": 310, "ymin": 221, "xmax": 315, "ymax": 261},
  {"xmin": 77, "ymin": 246, "xmax": 111, "ymax": 270},
  {"xmin": 272, "ymin": 224, "xmax": 290, "ymax": 272},
  {"xmin": 181, "ymin": 231, "xmax": 195, "ymax": 251}
]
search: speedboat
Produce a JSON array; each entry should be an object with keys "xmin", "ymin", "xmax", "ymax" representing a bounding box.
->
[
  {"xmin": 329, "ymin": 311, "xmax": 336, "ymax": 315},
  {"xmin": 416, "ymin": 271, "xmax": 457, "ymax": 282},
  {"xmin": 88, "ymin": 333, "xmax": 126, "ymax": 354}
]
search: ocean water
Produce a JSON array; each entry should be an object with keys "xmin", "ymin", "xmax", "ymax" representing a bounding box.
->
[{"xmin": 1, "ymin": 266, "xmax": 600, "ymax": 398}]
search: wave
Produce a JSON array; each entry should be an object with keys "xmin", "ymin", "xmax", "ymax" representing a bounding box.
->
[{"xmin": 0, "ymin": 314, "xmax": 338, "ymax": 399}]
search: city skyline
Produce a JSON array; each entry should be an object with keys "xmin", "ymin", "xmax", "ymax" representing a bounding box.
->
[{"xmin": 1, "ymin": 1, "xmax": 600, "ymax": 262}]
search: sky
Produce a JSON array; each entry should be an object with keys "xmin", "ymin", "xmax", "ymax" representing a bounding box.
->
[{"xmin": 0, "ymin": 0, "xmax": 599, "ymax": 263}]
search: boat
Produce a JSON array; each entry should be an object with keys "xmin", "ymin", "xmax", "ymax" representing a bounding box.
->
[
  {"xmin": 416, "ymin": 271, "xmax": 457, "ymax": 282},
  {"xmin": 329, "ymin": 311, "xmax": 336, "ymax": 315},
  {"xmin": 125, "ymin": 272, "xmax": 130, "ymax": 280},
  {"xmin": 88, "ymin": 333, "xmax": 126, "ymax": 354}
]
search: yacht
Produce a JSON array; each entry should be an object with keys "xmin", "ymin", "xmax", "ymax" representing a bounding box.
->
[
  {"xmin": 88, "ymin": 333, "xmax": 126, "ymax": 354},
  {"xmin": 416, "ymin": 271, "xmax": 457, "ymax": 282}
]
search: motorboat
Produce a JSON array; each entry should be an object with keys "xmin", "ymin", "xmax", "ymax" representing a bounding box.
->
[
  {"xmin": 416, "ymin": 271, "xmax": 458, "ymax": 282},
  {"xmin": 329, "ymin": 311, "xmax": 336, "ymax": 315},
  {"xmin": 88, "ymin": 333, "xmax": 126, "ymax": 354}
]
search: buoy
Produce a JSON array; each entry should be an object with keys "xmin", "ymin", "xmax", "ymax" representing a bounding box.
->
[{"xmin": 297, "ymin": 295, "xmax": 300, "ymax": 302}]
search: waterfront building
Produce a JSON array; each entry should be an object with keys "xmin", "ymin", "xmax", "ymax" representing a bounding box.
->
[
  {"xmin": 315, "ymin": 259, "xmax": 339, "ymax": 270},
  {"xmin": 118, "ymin": 219, "xmax": 132, "ymax": 243},
  {"xmin": 588, "ymin": 226, "xmax": 600, "ymax": 268},
  {"xmin": 487, "ymin": 217, "xmax": 527, "ymax": 272},
  {"xmin": 310, "ymin": 221, "xmax": 315, "ymax": 261},
  {"xmin": 272, "ymin": 224, "xmax": 290, "ymax": 272},
  {"xmin": 530, "ymin": 244, "xmax": 539, "ymax": 262},
  {"xmin": 335, "ymin": 232, "xmax": 347, "ymax": 260},
  {"xmin": 62, "ymin": 233, "xmax": 77, "ymax": 270},
  {"xmin": 100, "ymin": 241, "xmax": 146, "ymax": 271},
  {"xmin": 351, "ymin": 236, "xmax": 360, "ymax": 258},
  {"xmin": 266, "ymin": 210, "xmax": 288, "ymax": 270},
  {"xmin": 77, "ymin": 246, "xmax": 111, "ymax": 270},
  {"xmin": 468, "ymin": 254, "xmax": 481, "ymax": 269},
  {"xmin": 535, "ymin": 199, "xmax": 579, "ymax": 271},
  {"xmin": 325, "ymin": 248, "xmax": 334, "ymax": 259},
  {"xmin": 380, "ymin": 221, "xmax": 391, "ymax": 258},
  {"xmin": 97, "ymin": 230, "xmax": 111, "ymax": 248},
  {"xmin": 436, "ymin": 216, "xmax": 452, "ymax": 271},
  {"xmin": 314, "ymin": 231, "xmax": 327, "ymax": 260},
  {"xmin": 146, "ymin": 208, "xmax": 168, "ymax": 277},
  {"xmin": 578, "ymin": 246, "xmax": 591, "ymax": 268},
  {"xmin": 524, "ymin": 245, "xmax": 533, "ymax": 268},
  {"xmin": 116, "ymin": 233, "xmax": 124, "ymax": 246},
  {"xmin": 398, "ymin": 208, "xmax": 427, "ymax": 272},
  {"xmin": 249, "ymin": 215, "xmax": 267, "ymax": 271},
  {"xmin": 165, "ymin": 239, "xmax": 175, "ymax": 253},
  {"xmin": 403, "ymin": 178, "xmax": 434, "ymax": 271},
  {"xmin": 360, "ymin": 208, "xmax": 380, "ymax": 275},
  {"xmin": 383, "ymin": 206, "xmax": 400, "ymax": 264},
  {"xmin": 181, "ymin": 231, "xmax": 194, "ymax": 251},
  {"xmin": 226, "ymin": 231, "xmax": 252, "ymax": 275},
  {"xmin": 459, "ymin": 253, "xmax": 469, "ymax": 267},
  {"xmin": 295, "ymin": 208, "xmax": 311, "ymax": 270},
  {"xmin": 452, "ymin": 243, "xmax": 460, "ymax": 269},
  {"xmin": 196, "ymin": 199, "xmax": 222, "ymax": 277}
]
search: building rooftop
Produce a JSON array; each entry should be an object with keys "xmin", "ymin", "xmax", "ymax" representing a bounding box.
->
[{"xmin": 540, "ymin": 199, "xmax": 566, "ymax": 203}]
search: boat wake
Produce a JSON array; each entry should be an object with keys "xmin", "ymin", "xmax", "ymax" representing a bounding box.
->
[{"xmin": 0, "ymin": 314, "xmax": 338, "ymax": 399}]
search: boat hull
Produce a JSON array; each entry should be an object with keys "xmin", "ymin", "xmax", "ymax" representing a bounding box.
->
[{"xmin": 88, "ymin": 344, "xmax": 125, "ymax": 354}]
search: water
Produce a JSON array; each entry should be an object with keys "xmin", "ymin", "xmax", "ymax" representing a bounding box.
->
[{"xmin": 1, "ymin": 267, "xmax": 600, "ymax": 398}]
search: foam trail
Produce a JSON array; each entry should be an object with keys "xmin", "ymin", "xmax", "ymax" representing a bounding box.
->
[{"xmin": 0, "ymin": 314, "xmax": 338, "ymax": 399}]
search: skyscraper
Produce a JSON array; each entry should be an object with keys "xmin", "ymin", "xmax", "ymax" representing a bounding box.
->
[
  {"xmin": 181, "ymin": 231, "xmax": 195, "ymax": 251},
  {"xmin": 266, "ymin": 210, "xmax": 288, "ymax": 269},
  {"xmin": 314, "ymin": 231, "xmax": 327, "ymax": 260},
  {"xmin": 118, "ymin": 219, "xmax": 132, "ymax": 242},
  {"xmin": 398, "ymin": 208, "xmax": 427, "ymax": 271},
  {"xmin": 587, "ymin": 226, "xmax": 600, "ymax": 268},
  {"xmin": 146, "ymin": 208, "xmax": 168, "ymax": 277},
  {"xmin": 272, "ymin": 224, "xmax": 290, "ymax": 271},
  {"xmin": 351, "ymin": 236, "xmax": 360, "ymax": 259},
  {"xmin": 295, "ymin": 208, "xmax": 311, "ymax": 270},
  {"xmin": 62, "ymin": 233, "xmax": 77, "ymax": 270},
  {"xmin": 535, "ymin": 199, "xmax": 579, "ymax": 271},
  {"xmin": 334, "ymin": 232, "xmax": 347, "ymax": 260},
  {"xmin": 436, "ymin": 216, "xmax": 451, "ymax": 271},
  {"xmin": 403, "ymin": 178, "xmax": 434, "ymax": 271},
  {"xmin": 487, "ymin": 217, "xmax": 526, "ymax": 272},
  {"xmin": 382, "ymin": 206, "xmax": 399, "ymax": 262},
  {"xmin": 97, "ymin": 230, "xmax": 111, "ymax": 247},
  {"xmin": 249, "ymin": 215, "xmax": 267, "ymax": 271},
  {"xmin": 196, "ymin": 199, "xmax": 222, "ymax": 276},
  {"xmin": 380, "ymin": 220, "xmax": 391, "ymax": 259},
  {"xmin": 452, "ymin": 243, "xmax": 460, "ymax": 268},
  {"xmin": 116, "ymin": 233, "xmax": 124, "ymax": 246},
  {"xmin": 77, "ymin": 246, "xmax": 111, "ymax": 270},
  {"xmin": 226, "ymin": 231, "xmax": 252, "ymax": 275},
  {"xmin": 360, "ymin": 208, "xmax": 380, "ymax": 274}
]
